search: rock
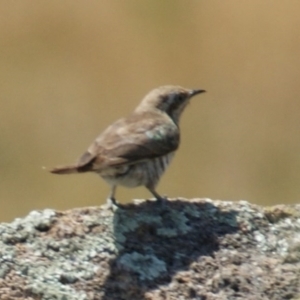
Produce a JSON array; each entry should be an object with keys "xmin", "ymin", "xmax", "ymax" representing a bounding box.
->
[{"xmin": 0, "ymin": 198, "xmax": 299, "ymax": 300}]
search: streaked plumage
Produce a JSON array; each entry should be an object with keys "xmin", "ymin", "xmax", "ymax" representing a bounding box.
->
[{"xmin": 50, "ymin": 85, "xmax": 205, "ymax": 207}]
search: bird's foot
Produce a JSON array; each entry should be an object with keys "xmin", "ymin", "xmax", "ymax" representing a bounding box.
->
[
  {"xmin": 103, "ymin": 197, "xmax": 121, "ymax": 211},
  {"xmin": 155, "ymin": 195, "xmax": 168, "ymax": 205}
]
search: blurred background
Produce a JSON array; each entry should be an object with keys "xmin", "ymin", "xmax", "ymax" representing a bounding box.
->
[{"xmin": 1, "ymin": 1, "xmax": 300, "ymax": 222}]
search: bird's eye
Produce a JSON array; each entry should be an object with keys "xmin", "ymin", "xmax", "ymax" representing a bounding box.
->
[{"xmin": 175, "ymin": 93, "xmax": 185, "ymax": 102}]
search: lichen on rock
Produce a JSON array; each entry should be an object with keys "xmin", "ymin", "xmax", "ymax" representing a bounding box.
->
[{"xmin": 0, "ymin": 199, "xmax": 299, "ymax": 300}]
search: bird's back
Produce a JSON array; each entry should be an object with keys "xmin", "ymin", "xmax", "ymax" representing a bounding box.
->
[{"xmin": 77, "ymin": 110, "xmax": 180, "ymax": 172}]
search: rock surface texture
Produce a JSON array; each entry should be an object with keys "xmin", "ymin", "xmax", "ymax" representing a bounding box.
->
[{"xmin": 0, "ymin": 198, "xmax": 299, "ymax": 300}]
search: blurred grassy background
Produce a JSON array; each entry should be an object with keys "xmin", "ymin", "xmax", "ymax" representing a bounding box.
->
[{"xmin": 1, "ymin": 1, "xmax": 300, "ymax": 222}]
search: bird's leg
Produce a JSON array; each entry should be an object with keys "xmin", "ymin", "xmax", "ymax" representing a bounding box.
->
[
  {"xmin": 105, "ymin": 185, "xmax": 120, "ymax": 210},
  {"xmin": 147, "ymin": 186, "xmax": 167, "ymax": 204}
]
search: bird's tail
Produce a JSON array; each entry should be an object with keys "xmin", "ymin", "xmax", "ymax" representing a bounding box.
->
[
  {"xmin": 50, "ymin": 152, "xmax": 97, "ymax": 174},
  {"xmin": 50, "ymin": 165, "xmax": 79, "ymax": 174}
]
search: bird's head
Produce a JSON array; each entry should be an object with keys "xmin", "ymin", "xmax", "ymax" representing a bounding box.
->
[{"xmin": 136, "ymin": 85, "xmax": 206, "ymax": 123}]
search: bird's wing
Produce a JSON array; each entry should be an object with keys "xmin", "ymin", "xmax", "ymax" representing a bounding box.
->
[{"xmin": 77, "ymin": 112, "xmax": 179, "ymax": 171}]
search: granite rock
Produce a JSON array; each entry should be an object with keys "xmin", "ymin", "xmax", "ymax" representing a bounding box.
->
[{"xmin": 0, "ymin": 198, "xmax": 299, "ymax": 300}]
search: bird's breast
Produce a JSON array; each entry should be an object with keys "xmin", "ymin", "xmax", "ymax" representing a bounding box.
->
[{"xmin": 98, "ymin": 152, "xmax": 175, "ymax": 188}]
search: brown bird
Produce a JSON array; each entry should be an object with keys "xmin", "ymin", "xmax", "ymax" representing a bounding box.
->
[{"xmin": 50, "ymin": 85, "xmax": 206, "ymax": 207}]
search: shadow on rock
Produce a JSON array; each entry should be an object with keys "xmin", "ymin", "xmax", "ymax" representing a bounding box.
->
[{"xmin": 102, "ymin": 199, "xmax": 239, "ymax": 300}]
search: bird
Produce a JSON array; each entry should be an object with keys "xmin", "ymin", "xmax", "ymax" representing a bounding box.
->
[{"xmin": 50, "ymin": 85, "xmax": 206, "ymax": 207}]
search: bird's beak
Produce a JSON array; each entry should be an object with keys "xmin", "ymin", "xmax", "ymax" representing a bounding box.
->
[{"xmin": 190, "ymin": 89, "xmax": 206, "ymax": 97}]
